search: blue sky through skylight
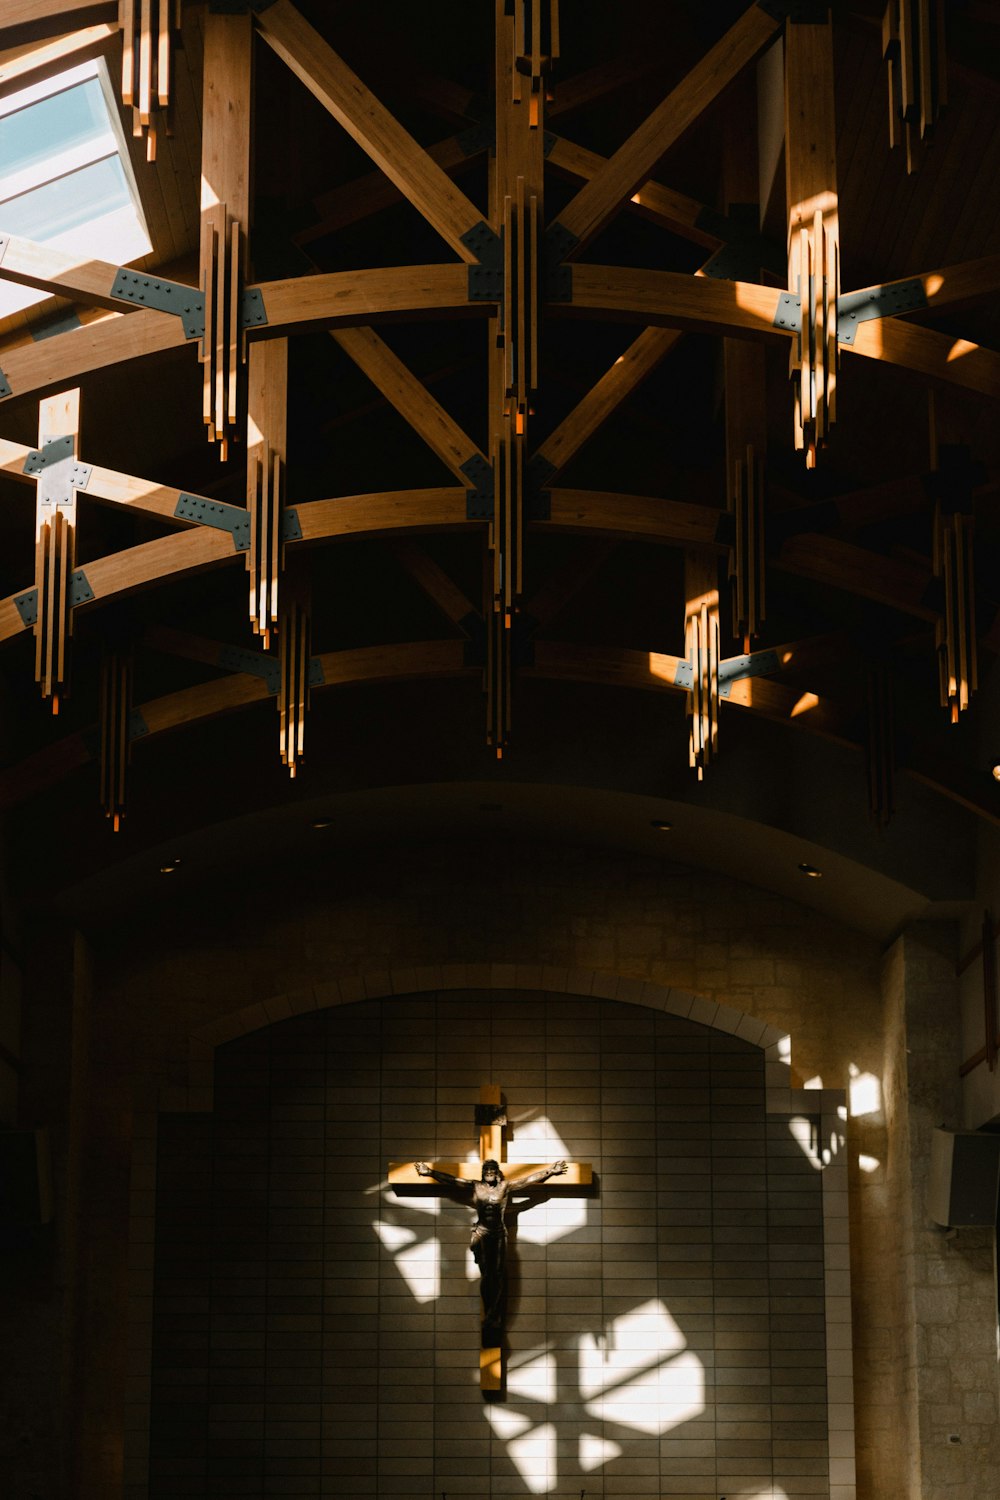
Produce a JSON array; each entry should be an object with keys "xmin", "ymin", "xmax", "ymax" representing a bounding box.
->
[{"xmin": 0, "ymin": 59, "xmax": 151, "ymax": 321}]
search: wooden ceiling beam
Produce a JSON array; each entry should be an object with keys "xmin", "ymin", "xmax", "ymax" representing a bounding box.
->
[
  {"xmin": 137, "ymin": 640, "xmax": 471, "ymax": 740},
  {"xmin": 0, "ymin": 266, "xmax": 476, "ymax": 405},
  {"xmin": 545, "ymin": 135, "xmax": 723, "ymax": 249},
  {"xmin": 387, "ymin": 541, "xmax": 481, "ymax": 634},
  {"xmin": 546, "ymin": 4, "xmax": 781, "ymax": 259},
  {"xmin": 772, "ymin": 532, "xmax": 937, "ymax": 620},
  {"xmin": 4, "ymin": 634, "xmax": 997, "ymax": 828},
  {"xmin": 769, "ymin": 473, "xmax": 934, "ymax": 537},
  {"xmin": 0, "ymin": 1, "xmax": 115, "ymax": 49},
  {"xmin": 1, "ymin": 432, "xmax": 243, "ymax": 529},
  {"xmin": 843, "ymin": 317, "xmax": 1000, "ymax": 401},
  {"xmin": 0, "ymin": 20, "xmax": 116, "ymax": 97},
  {"xmin": 543, "ymin": 488, "xmax": 726, "ymax": 550},
  {"xmin": 0, "ymin": 488, "xmax": 477, "ymax": 647},
  {"xmin": 0, "ymin": 232, "xmax": 192, "ymax": 313},
  {"xmin": 255, "ymin": 264, "xmax": 477, "ymax": 335},
  {"xmin": 255, "ymin": 0, "xmax": 489, "ymax": 263},
  {"xmin": 566, "ymin": 266, "xmax": 1000, "ymax": 400},
  {"xmin": 0, "ymin": 481, "xmax": 946, "ymax": 642},
  {"xmin": 0, "ymin": 307, "xmax": 190, "ymax": 404},
  {"xmin": 302, "ymin": 129, "xmax": 724, "ymax": 252},
  {"xmin": 547, "ymin": 48, "xmax": 676, "ymax": 121},
  {"xmin": 566, "ymin": 265, "xmax": 784, "ymax": 337},
  {"xmin": 531, "ymin": 327, "xmax": 684, "ymax": 484},
  {"xmin": 302, "ymin": 134, "xmax": 482, "ymax": 243},
  {"xmin": 522, "ymin": 541, "xmax": 618, "ymax": 633},
  {"xmin": 331, "ymin": 326, "xmax": 488, "ymax": 485}
]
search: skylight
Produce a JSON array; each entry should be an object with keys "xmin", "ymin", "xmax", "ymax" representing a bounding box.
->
[{"xmin": 0, "ymin": 57, "xmax": 152, "ymax": 321}]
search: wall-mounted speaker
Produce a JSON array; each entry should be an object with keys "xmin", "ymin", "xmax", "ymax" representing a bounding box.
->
[{"xmin": 928, "ymin": 1128, "xmax": 1000, "ymax": 1227}]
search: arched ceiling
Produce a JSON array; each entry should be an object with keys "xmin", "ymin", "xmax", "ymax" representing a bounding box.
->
[{"xmin": 1, "ymin": 0, "xmax": 999, "ymax": 927}]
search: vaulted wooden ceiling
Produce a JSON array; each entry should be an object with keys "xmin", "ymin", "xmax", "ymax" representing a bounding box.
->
[{"xmin": 0, "ymin": 0, "xmax": 998, "ymax": 921}]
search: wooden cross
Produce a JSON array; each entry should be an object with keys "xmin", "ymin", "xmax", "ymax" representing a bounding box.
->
[{"xmin": 389, "ymin": 1084, "xmax": 592, "ymax": 1392}]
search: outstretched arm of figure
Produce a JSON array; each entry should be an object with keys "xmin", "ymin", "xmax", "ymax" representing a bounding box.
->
[
  {"xmin": 414, "ymin": 1162, "xmax": 475, "ymax": 1188},
  {"xmin": 515, "ymin": 1159, "xmax": 568, "ymax": 1187}
]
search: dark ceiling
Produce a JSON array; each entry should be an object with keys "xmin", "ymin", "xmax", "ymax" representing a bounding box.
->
[{"xmin": 0, "ymin": 0, "xmax": 998, "ymax": 935}]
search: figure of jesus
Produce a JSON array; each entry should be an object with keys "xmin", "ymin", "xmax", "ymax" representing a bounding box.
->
[{"xmin": 415, "ymin": 1157, "xmax": 567, "ymax": 1343}]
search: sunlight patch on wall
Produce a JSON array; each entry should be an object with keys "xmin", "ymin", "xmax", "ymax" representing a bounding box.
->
[
  {"xmin": 580, "ymin": 1433, "xmax": 622, "ymax": 1470},
  {"xmin": 507, "ymin": 1422, "xmax": 556, "ymax": 1495},
  {"xmin": 374, "ymin": 1220, "xmax": 440, "ymax": 1302},
  {"xmin": 849, "ymin": 1063, "xmax": 883, "ymax": 1118},
  {"xmin": 580, "ymin": 1299, "xmax": 704, "ymax": 1435},
  {"xmin": 507, "ymin": 1349, "xmax": 558, "ymax": 1403},
  {"xmin": 507, "ymin": 1114, "xmax": 588, "ymax": 1245}
]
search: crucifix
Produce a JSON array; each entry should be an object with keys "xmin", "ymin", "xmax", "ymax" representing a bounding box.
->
[{"xmin": 389, "ymin": 1084, "xmax": 592, "ymax": 1392}]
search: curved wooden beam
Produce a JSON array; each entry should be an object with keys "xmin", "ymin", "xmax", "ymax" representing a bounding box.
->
[
  {"xmin": 0, "ymin": 266, "xmax": 478, "ymax": 405},
  {"xmin": 0, "ymin": 488, "xmax": 474, "ymax": 645},
  {"xmin": 0, "ymin": 481, "xmax": 947, "ymax": 646},
  {"xmin": 566, "ymin": 266, "xmax": 1000, "ymax": 400},
  {"xmin": 0, "ymin": 305, "xmax": 191, "ymax": 404},
  {"xmin": 3, "ymin": 635, "xmax": 998, "ymax": 828}
]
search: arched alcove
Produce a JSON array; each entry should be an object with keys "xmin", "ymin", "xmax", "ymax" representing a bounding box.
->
[{"xmin": 125, "ymin": 974, "xmax": 854, "ymax": 1500}]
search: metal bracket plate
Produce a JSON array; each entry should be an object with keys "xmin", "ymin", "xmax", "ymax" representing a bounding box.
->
[
  {"xmin": 68, "ymin": 569, "xmax": 94, "ymax": 607},
  {"xmin": 110, "ymin": 269, "xmax": 205, "ymax": 339},
  {"xmin": 699, "ymin": 207, "xmax": 785, "ymax": 285},
  {"xmin": 14, "ymin": 590, "xmax": 37, "ymax": 627},
  {"xmin": 307, "ymin": 658, "xmax": 325, "ymax": 688},
  {"xmin": 462, "ymin": 454, "xmax": 494, "ymax": 520},
  {"xmin": 773, "ymin": 292, "xmax": 801, "ymax": 331},
  {"xmin": 673, "ymin": 648, "xmax": 781, "ymax": 697},
  {"xmin": 174, "ymin": 493, "xmax": 251, "ymax": 552},
  {"xmin": 20, "ymin": 571, "xmax": 94, "ymax": 623},
  {"xmin": 23, "ymin": 436, "xmax": 92, "ymax": 495},
  {"xmin": 468, "ymin": 261, "xmax": 503, "ymax": 301},
  {"xmin": 462, "ymin": 220, "xmax": 502, "ymax": 267},
  {"xmin": 718, "ymin": 648, "xmax": 780, "ymax": 698},
  {"xmin": 218, "ymin": 644, "xmax": 281, "ymax": 694},
  {"xmin": 128, "ymin": 709, "xmax": 149, "ymax": 742},
  {"xmin": 0, "ymin": 365, "xmax": 10, "ymax": 398},
  {"xmin": 241, "ymin": 287, "xmax": 268, "ymax": 331},
  {"xmin": 457, "ymin": 121, "xmax": 495, "ymax": 157},
  {"xmin": 467, "ymin": 222, "xmax": 503, "ymax": 302},
  {"xmin": 545, "ymin": 220, "xmax": 579, "ymax": 264},
  {"xmin": 774, "ymin": 282, "xmax": 929, "ymax": 342},
  {"xmin": 282, "ymin": 508, "xmax": 303, "ymax": 542},
  {"xmin": 23, "ymin": 434, "xmax": 73, "ymax": 474},
  {"xmin": 837, "ymin": 278, "xmax": 927, "ymax": 343}
]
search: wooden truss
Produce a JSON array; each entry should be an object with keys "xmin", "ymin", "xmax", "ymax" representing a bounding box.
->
[{"xmin": 0, "ymin": 1, "xmax": 998, "ymax": 829}]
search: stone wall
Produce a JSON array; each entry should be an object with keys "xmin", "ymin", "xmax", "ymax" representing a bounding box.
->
[{"xmin": 885, "ymin": 925, "xmax": 1000, "ymax": 1500}]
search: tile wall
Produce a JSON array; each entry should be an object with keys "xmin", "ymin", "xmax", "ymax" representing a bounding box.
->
[{"xmin": 147, "ymin": 990, "xmax": 839, "ymax": 1500}]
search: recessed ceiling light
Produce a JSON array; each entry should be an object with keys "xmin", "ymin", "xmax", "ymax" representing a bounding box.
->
[
  {"xmin": 311, "ymin": 818, "xmax": 334, "ymax": 829},
  {"xmin": 798, "ymin": 862, "xmax": 822, "ymax": 878},
  {"xmin": 159, "ymin": 858, "xmax": 181, "ymax": 874},
  {"xmin": 992, "ymin": 763, "xmax": 1000, "ymax": 783},
  {"xmin": 649, "ymin": 819, "xmax": 672, "ymax": 831}
]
